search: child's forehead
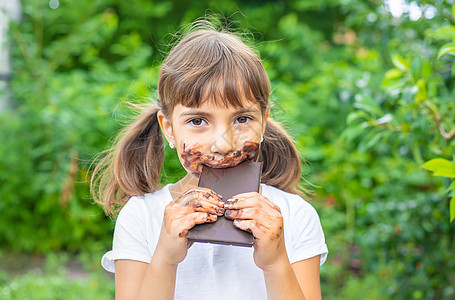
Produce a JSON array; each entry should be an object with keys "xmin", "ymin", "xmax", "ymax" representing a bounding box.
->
[
  {"xmin": 199, "ymin": 93, "xmax": 260, "ymax": 110},
  {"xmin": 172, "ymin": 97, "xmax": 261, "ymax": 115}
]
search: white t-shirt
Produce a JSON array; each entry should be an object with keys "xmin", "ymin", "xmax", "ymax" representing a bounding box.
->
[{"xmin": 102, "ymin": 183, "xmax": 328, "ymax": 299}]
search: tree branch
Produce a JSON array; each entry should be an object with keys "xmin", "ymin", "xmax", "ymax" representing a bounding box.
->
[{"xmin": 423, "ymin": 101, "xmax": 455, "ymax": 141}]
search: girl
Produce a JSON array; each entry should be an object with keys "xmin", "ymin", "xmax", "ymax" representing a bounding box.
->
[{"xmin": 92, "ymin": 22, "xmax": 328, "ymax": 300}]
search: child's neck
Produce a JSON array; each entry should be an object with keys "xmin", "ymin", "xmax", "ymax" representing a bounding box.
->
[{"xmin": 168, "ymin": 173, "xmax": 199, "ymax": 201}]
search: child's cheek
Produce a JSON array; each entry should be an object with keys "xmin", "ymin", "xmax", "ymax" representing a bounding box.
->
[
  {"xmin": 240, "ymin": 141, "xmax": 260, "ymax": 158},
  {"xmin": 179, "ymin": 142, "xmax": 206, "ymax": 177}
]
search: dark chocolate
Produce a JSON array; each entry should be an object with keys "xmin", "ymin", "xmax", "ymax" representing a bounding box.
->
[{"xmin": 187, "ymin": 160, "xmax": 263, "ymax": 247}]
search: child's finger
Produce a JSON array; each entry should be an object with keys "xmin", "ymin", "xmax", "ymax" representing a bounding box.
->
[
  {"xmin": 225, "ymin": 207, "xmax": 279, "ymax": 232},
  {"xmin": 225, "ymin": 193, "xmax": 281, "ymax": 215},
  {"xmin": 225, "ymin": 207, "xmax": 259, "ymax": 220},
  {"xmin": 167, "ymin": 191, "xmax": 224, "ymax": 222},
  {"xmin": 231, "ymin": 219, "xmax": 262, "ymax": 239},
  {"xmin": 225, "ymin": 207, "xmax": 268, "ymax": 224},
  {"xmin": 176, "ymin": 212, "xmax": 218, "ymax": 238},
  {"xmin": 186, "ymin": 199, "xmax": 225, "ymax": 216},
  {"xmin": 233, "ymin": 218, "xmax": 282, "ymax": 242},
  {"xmin": 175, "ymin": 188, "xmax": 224, "ymax": 216},
  {"xmin": 178, "ymin": 187, "xmax": 224, "ymax": 206},
  {"xmin": 234, "ymin": 192, "xmax": 281, "ymax": 212}
]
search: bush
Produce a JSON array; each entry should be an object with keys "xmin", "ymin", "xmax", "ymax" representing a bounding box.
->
[
  {"xmin": 0, "ymin": 270, "xmax": 113, "ymax": 300},
  {"xmin": 0, "ymin": 252, "xmax": 114, "ymax": 299},
  {"xmin": 1, "ymin": 0, "xmax": 454, "ymax": 298}
]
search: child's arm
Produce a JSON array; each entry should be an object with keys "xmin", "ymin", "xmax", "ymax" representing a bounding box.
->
[
  {"xmin": 114, "ymin": 258, "xmax": 178, "ymax": 300},
  {"xmin": 114, "ymin": 187, "xmax": 225, "ymax": 300},
  {"xmin": 262, "ymin": 255, "xmax": 322, "ymax": 300},
  {"xmin": 225, "ymin": 192, "xmax": 320, "ymax": 300},
  {"xmin": 262, "ymin": 256, "xmax": 307, "ymax": 299},
  {"xmin": 292, "ymin": 256, "xmax": 322, "ymax": 300}
]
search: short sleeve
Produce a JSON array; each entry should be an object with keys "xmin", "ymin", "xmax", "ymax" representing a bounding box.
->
[
  {"xmin": 101, "ymin": 197, "xmax": 153, "ymax": 273},
  {"xmin": 287, "ymin": 202, "xmax": 328, "ymax": 266}
]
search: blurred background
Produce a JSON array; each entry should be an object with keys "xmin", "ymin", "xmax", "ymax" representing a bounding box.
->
[{"xmin": 0, "ymin": 0, "xmax": 454, "ymax": 299}]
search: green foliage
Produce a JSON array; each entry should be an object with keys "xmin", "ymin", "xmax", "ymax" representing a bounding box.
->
[
  {"xmin": 344, "ymin": 2, "xmax": 455, "ymax": 226},
  {"xmin": 338, "ymin": 271, "xmax": 395, "ymax": 300},
  {"xmin": 0, "ymin": 272, "xmax": 113, "ymax": 300},
  {"xmin": 422, "ymin": 158, "xmax": 455, "ymax": 221},
  {"xmin": 0, "ymin": 251, "xmax": 114, "ymax": 299},
  {"xmin": 1, "ymin": 0, "xmax": 455, "ymax": 298},
  {"xmin": 326, "ymin": 1, "xmax": 455, "ymax": 298},
  {"xmin": 0, "ymin": 253, "xmax": 114, "ymax": 299},
  {"xmin": 1, "ymin": 0, "xmax": 157, "ymax": 253},
  {"xmin": 423, "ymin": 158, "xmax": 455, "ymax": 177}
]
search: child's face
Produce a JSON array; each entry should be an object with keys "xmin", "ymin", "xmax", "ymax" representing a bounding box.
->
[{"xmin": 159, "ymin": 100, "xmax": 267, "ymax": 177}]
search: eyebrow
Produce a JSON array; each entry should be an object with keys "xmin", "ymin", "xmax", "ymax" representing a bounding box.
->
[{"xmin": 179, "ymin": 108, "xmax": 260, "ymax": 118}]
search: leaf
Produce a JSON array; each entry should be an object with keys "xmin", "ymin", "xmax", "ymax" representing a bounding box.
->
[
  {"xmin": 431, "ymin": 25, "xmax": 455, "ymax": 40},
  {"xmin": 346, "ymin": 111, "xmax": 369, "ymax": 125},
  {"xmin": 391, "ymin": 54, "xmax": 409, "ymax": 72},
  {"xmin": 450, "ymin": 194, "xmax": 455, "ymax": 223},
  {"xmin": 447, "ymin": 180, "xmax": 455, "ymax": 193},
  {"xmin": 421, "ymin": 60, "xmax": 432, "ymax": 79},
  {"xmin": 437, "ymin": 42, "xmax": 455, "ymax": 59},
  {"xmin": 384, "ymin": 68, "xmax": 403, "ymax": 80},
  {"xmin": 380, "ymin": 129, "xmax": 395, "ymax": 145},
  {"xmin": 411, "ymin": 57, "xmax": 422, "ymax": 83},
  {"xmin": 365, "ymin": 129, "xmax": 385, "ymax": 150},
  {"xmin": 415, "ymin": 79, "xmax": 427, "ymax": 102},
  {"xmin": 412, "ymin": 141, "xmax": 424, "ymax": 164},
  {"xmin": 381, "ymin": 77, "xmax": 405, "ymax": 92},
  {"xmin": 422, "ymin": 158, "xmax": 455, "ymax": 177},
  {"xmin": 427, "ymin": 78, "xmax": 438, "ymax": 98},
  {"xmin": 340, "ymin": 122, "xmax": 368, "ymax": 141},
  {"xmin": 353, "ymin": 95, "xmax": 383, "ymax": 116},
  {"xmin": 357, "ymin": 127, "xmax": 383, "ymax": 153}
]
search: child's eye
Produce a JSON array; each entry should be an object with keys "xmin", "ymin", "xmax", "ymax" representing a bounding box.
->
[
  {"xmin": 188, "ymin": 118, "xmax": 207, "ymax": 126},
  {"xmin": 235, "ymin": 116, "xmax": 252, "ymax": 124}
]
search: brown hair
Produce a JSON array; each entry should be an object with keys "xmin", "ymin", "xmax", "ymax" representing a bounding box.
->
[{"xmin": 91, "ymin": 21, "xmax": 311, "ymax": 216}]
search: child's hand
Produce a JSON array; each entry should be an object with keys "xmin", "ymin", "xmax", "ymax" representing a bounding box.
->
[
  {"xmin": 154, "ymin": 187, "xmax": 225, "ymax": 267},
  {"xmin": 224, "ymin": 193, "xmax": 287, "ymax": 270}
]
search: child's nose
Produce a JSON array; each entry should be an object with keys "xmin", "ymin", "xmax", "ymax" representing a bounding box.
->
[{"xmin": 210, "ymin": 131, "xmax": 236, "ymax": 156}]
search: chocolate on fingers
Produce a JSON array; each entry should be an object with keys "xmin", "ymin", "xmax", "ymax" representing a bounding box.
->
[{"xmin": 171, "ymin": 187, "xmax": 225, "ymax": 217}]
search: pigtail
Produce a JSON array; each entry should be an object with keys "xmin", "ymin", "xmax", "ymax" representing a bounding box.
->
[
  {"xmin": 91, "ymin": 104, "xmax": 164, "ymax": 217},
  {"xmin": 259, "ymin": 118, "xmax": 314, "ymax": 200}
]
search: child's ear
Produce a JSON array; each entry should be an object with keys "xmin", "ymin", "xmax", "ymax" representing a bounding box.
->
[{"xmin": 157, "ymin": 110, "xmax": 174, "ymax": 144}]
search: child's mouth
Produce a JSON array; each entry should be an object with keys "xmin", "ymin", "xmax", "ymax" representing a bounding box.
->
[
  {"xmin": 202, "ymin": 154, "xmax": 252, "ymax": 169},
  {"xmin": 202, "ymin": 141, "xmax": 259, "ymax": 169},
  {"xmin": 180, "ymin": 141, "xmax": 260, "ymax": 175}
]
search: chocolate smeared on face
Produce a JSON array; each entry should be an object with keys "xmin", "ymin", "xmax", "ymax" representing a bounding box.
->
[
  {"xmin": 180, "ymin": 143, "xmax": 205, "ymax": 176},
  {"xmin": 180, "ymin": 141, "xmax": 260, "ymax": 176},
  {"xmin": 242, "ymin": 141, "xmax": 259, "ymax": 154}
]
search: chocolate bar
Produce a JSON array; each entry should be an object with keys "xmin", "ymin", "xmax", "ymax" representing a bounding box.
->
[{"xmin": 187, "ymin": 160, "xmax": 263, "ymax": 247}]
